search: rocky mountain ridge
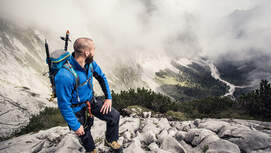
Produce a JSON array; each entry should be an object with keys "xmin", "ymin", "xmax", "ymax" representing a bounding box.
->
[{"xmin": 1, "ymin": 113, "xmax": 270, "ymax": 153}]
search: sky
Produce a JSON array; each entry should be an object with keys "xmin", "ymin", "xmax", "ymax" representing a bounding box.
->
[{"xmin": 0, "ymin": 0, "xmax": 270, "ymax": 85}]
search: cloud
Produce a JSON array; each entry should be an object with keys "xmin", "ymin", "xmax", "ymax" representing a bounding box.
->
[{"xmin": 0, "ymin": 0, "xmax": 270, "ymax": 84}]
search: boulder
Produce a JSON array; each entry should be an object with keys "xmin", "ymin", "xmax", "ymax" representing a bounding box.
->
[
  {"xmin": 197, "ymin": 118, "xmax": 230, "ymax": 133},
  {"xmin": 184, "ymin": 129, "xmax": 218, "ymax": 146},
  {"xmin": 157, "ymin": 118, "xmax": 171, "ymax": 129},
  {"xmin": 168, "ymin": 127, "xmax": 178, "ymax": 137},
  {"xmin": 200, "ymin": 139, "xmax": 240, "ymax": 153},
  {"xmin": 143, "ymin": 111, "xmax": 151, "ymax": 118},
  {"xmin": 175, "ymin": 131, "xmax": 187, "ymax": 141},
  {"xmin": 123, "ymin": 137, "xmax": 145, "ymax": 153},
  {"xmin": 219, "ymin": 124, "xmax": 271, "ymax": 153},
  {"xmin": 160, "ymin": 136, "xmax": 186, "ymax": 153}
]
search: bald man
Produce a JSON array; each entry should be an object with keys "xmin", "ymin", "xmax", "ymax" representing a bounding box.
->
[{"xmin": 55, "ymin": 38, "xmax": 122, "ymax": 153}]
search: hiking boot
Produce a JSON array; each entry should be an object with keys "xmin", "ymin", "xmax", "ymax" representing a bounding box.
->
[
  {"xmin": 104, "ymin": 139, "xmax": 123, "ymax": 153},
  {"xmin": 86, "ymin": 149, "xmax": 97, "ymax": 153}
]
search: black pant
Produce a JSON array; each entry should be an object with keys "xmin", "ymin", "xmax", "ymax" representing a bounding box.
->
[{"xmin": 75, "ymin": 99, "xmax": 120, "ymax": 152}]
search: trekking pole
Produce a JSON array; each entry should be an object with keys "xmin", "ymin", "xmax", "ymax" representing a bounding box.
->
[{"xmin": 45, "ymin": 40, "xmax": 56, "ymax": 101}]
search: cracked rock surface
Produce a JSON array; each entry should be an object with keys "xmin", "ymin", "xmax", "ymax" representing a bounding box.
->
[
  {"xmin": 1, "ymin": 117, "xmax": 270, "ymax": 153},
  {"xmin": 0, "ymin": 89, "xmax": 55, "ymax": 139}
]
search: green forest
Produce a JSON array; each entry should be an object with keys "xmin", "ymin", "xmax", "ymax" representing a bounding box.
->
[{"xmin": 112, "ymin": 80, "xmax": 271, "ymax": 121}]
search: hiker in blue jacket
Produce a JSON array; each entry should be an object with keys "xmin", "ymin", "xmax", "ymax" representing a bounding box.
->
[{"xmin": 55, "ymin": 38, "xmax": 122, "ymax": 153}]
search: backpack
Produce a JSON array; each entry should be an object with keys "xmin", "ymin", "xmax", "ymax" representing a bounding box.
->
[{"xmin": 47, "ymin": 49, "xmax": 94, "ymax": 102}]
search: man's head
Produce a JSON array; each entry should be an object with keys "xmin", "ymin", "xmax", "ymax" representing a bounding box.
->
[{"xmin": 73, "ymin": 37, "xmax": 95, "ymax": 63}]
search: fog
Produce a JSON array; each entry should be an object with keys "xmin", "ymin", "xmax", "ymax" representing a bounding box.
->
[{"xmin": 1, "ymin": 0, "xmax": 270, "ymax": 86}]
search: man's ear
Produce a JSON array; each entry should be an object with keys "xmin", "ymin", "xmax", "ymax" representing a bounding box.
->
[{"xmin": 84, "ymin": 49, "xmax": 89, "ymax": 57}]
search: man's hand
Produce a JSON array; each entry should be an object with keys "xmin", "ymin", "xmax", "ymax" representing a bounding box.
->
[
  {"xmin": 100, "ymin": 99, "xmax": 112, "ymax": 114},
  {"xmin": 75, "ymin": 125, "xmax": 85, "ymax": 136}
]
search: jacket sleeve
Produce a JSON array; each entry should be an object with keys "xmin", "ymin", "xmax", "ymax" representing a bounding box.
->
[
  {"xmin": 55, "ymin": 69, "xmax": 81, "ymax": 131},
  {"xmin": 92, "ymin": 61, "xmax": 112, "ymax": 99}
]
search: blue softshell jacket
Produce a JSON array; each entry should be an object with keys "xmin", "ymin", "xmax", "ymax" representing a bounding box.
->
[{"xmin": 55, "ymin": 55, "xmax": 112, "ymax": 131}]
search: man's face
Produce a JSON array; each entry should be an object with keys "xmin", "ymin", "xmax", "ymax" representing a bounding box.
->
[{"xmin": 85, "ymin": 41, "xmax": 95, "ymax": 63}]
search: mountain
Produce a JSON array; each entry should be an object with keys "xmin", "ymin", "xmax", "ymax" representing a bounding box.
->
[
  {"xmin": 155, "ymin": 58, "xmax": 228, "ymax": 101},
  {"xmin": 0, "ymin": 17, "xmax": 55, "ymax": 139}
]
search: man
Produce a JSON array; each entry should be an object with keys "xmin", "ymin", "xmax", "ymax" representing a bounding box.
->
[{"xmin": 55, "ymin": 38, "xmax": 122, "ymax": 153}]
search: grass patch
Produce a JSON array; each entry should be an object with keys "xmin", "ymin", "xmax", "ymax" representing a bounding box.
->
[
  {"xmin": 95, "ymin": 137, "xmax": 104, "ymax": 145},
  {"xmin": 202, "ymin": 145, "xmax": 209, "ymax": 153},
  {"xmin": 16, "ymin": 107, "xmax": 66, "ymax": 136},
  {"xmin": 165, "ymin": 111, "xmax": 188, "ymax": 121},
  {"xmin": 218, "ymin": 108, "xmax": 255, "ymax": 120}
]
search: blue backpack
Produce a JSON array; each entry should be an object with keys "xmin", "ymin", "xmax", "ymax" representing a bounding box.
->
[{"xmin": 47, "ymin": 49, "xmax": 94, "ymax": 102}]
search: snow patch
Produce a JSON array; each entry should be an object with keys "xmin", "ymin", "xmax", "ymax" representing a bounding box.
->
[{"xmin": 174, "ymin": 58, "xmax": 193, "ymax": 67}]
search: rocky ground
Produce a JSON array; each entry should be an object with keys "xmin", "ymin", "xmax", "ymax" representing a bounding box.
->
[
  {"xmin": 0, "ymin": 87, "xmax": 54, "ymax": 139},
  {"xmin": 1, "ymin": 114, "xmax": 270, "ymax": 153}
]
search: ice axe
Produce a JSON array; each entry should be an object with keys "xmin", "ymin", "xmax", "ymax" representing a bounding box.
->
[{"xmin": 60, "ymin": 30, "xmax": 71, "ymax": 51}]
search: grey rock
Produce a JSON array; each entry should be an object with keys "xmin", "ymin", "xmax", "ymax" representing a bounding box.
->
[
  {"xmin": 168, "ymin": 127, "xmax": 178, "ymax": 137},
  {"xmin": 219, "ymin": 124, "xmax": 271, "ymax": 153},
  {"xmin": 119, "ymin": 117, "xmax": 140, "ymax": 135},
  {"xmin": 142, "ymin": 118, "xmax": 161, "ymax": 135},
  {"xmin": 0, "ymin": 91, "xmax": 52, "ymax": 139},
  {"xmin": 157, "ymin": 129, "xmax": 169, "ymax": 143},
  {"xmin": 157, "ymin": 118, "xmax": 171, "ymax": 129},
  {"xmin": 225, "ymin": 119, "xmax": 271, "ymax": 135},
  {"xmin": 179, "ymin": 140, "xmax": 201, "ymax": 153},
  {"xmin": 175, "ymin": 131, "xmax": 187, "ymax": 141},
  {"xmin": 150, "ymin": 148, "xmax": 172, "ymax": 153},
  {"xmin": 143, "ymin": 111, "xmax": 151, "ymax": 118},
  {"xmin": 123, "ymin": 137, "xmax": 145, "ymax": 153},
  {"xmin": 160, "ymin": 136, "xmax": 186, "ymax": 153},
  {"xmin": 179, "ymin": 121, "xmax": 196, "ymax": 131},
  {"xmin": 140, "ymin": 132, "xmax": 156, "ymax": 145},
  {"xmin": 123, "ymin": 131, "xmax": 132, "ymax": 139},
  {"xmin": 0, "ymin": 126, "xmax": 78, "ymax": 153},
  {"xmin": 1, "ymin": 118, "xmax": 270, "ymax": 153},
  {"xmin": 200, "ymin": 139, "xmax": 240, "ymax": 153},
  {"xmin": 193, "ymin": 119, "xmax": 201, "ymax": 127},
  {"xmin": 148, "ymin": 142, "xmax": 159, "ymax": 151},
  {"xmin": 197, "ymin": 118, "xmax": 230, "ymax": 133},
  {"xmin": 185, "ymin": 129, "xmax": 218, "ymax": 146}
]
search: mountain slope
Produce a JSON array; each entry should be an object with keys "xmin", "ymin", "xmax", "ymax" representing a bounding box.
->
[
  {"xmin": 0, "ymin": 18, "xmax": 53, "ymax": 139},
  {"xmin": 155, "ymin": 58, "xmax": 228, "ymax": 101}
]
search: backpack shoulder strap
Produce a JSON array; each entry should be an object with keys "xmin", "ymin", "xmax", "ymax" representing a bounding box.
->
[
  {"xmin": 89, "ymin": 62, "xmax": 95, "ymax": 96},
  {"xmin": 63, "ymin": 61, "xmax": 77, "ymax": 79},
  {"xmin": 63, "ymin": 61, "xmax": 80, "ymax": 102}
]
